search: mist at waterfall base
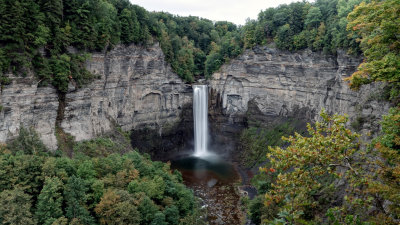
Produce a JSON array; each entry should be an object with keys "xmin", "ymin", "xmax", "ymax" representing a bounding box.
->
[{"xmin": 172, "ymin": 84, "xmax": 234, "ymax": 178}]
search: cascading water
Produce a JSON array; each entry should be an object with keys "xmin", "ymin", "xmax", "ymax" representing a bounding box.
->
[
  {"xmin": 193, "ymin": 85, "xmax": 209, "ymax": 157},
  {"xmin": 171, "ymin": 84, "xmax": 242, "ymax": 225}
]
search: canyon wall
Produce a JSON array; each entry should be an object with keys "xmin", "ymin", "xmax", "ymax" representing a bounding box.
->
[
  {"xmin": 209, "ymin": 46, "xmax": 390, "ymax": 138},
  {"xmin": 0, "ymin": 74, "xmax": 59, "ymax": 149},
  {"xmin": 0, "ymin": 44, "xmax": 192, "ymax": 150},
  {"xmin": 0, "ymin": 44, "xmax": 391, "ymax": 151}
]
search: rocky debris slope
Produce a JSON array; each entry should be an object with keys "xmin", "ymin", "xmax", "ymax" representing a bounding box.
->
[{"xmin": 209, "ymin": 46, "xmax": 390, "ymax": 137}]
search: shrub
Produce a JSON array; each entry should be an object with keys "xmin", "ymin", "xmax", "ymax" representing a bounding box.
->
[{"xmin": 8, "ymin": 126, "xmax": 48, "ymax": 155}]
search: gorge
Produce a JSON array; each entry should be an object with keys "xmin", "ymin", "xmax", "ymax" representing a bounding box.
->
[
  {"xmin": 0, "ymin": 43, "xmax": 391, "ymax": 225},
  {"xmin": 0, "ymin": 0, "xmax": 399, "ymax": 224},
  {"xmin": 1, "ymin": 44, "xmax": 389, "ymax": 152}
]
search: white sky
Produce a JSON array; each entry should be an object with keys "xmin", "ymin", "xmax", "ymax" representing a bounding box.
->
[{"xmin": 130, "ymin": 0, "xmax": 306, "ymax": 25}]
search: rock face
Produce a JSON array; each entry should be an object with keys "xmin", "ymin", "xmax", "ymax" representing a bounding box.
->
[
  {"xmin": 209, "ymin": 46, "xmax": 390, "ymax": 138},
  {"xmin": 0, "ymin": 44, "xmax": 391, "ymax": 152},
  {"xmin": 61, "ymin": 44, "xmax": 192, "ymax": 144},
  {"xmin": 0, "ymin": 74, "xmax": 59, "ymax": 150},
  {"xmin": 0, "ymin": 44, "xmax": 192, "ymax": 150}
]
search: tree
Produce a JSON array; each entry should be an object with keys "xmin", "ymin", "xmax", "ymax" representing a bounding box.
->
[
  {"xmin": 0, "ymin": 189, "xmax": 35, "ymax": 225},
  {"xmin": 365, "ymin": 107, "xmax": 400, "ymax": 224},
  {"xmin": 0, "ymin": 154, "xmax": 44, "ymax": 197},
  {"xmin": 77, "ymin": 160, "xmax": 96, "ymax": 180},
  {"xmin": 164, "ymin": 205, "xmax": 179, "ymax": 225},
  {"xmin": 127, "ymin": 175, "xmax": 166, "ymax": 201},
  {"xmin": 120, "ymin": 9, "xmax": 137, "ymax": 44},
  {"xmin": 275, "ymin": 24, "xmax": 294, "ymax": 50},
  {"xmin": 346, "ymin": 0, "xmax": 400, "ymax": 100},
  {"xmin": 94, "ymin": 189, "xmax": 140, "ymax": 225},
  {"xmin": 151, "ymin": 212, "xmax": 167, "ymax": 225},
  {"xmin": 50, "ymin": 54, "xmax": 71, "ymax": 93},
  {"xmin": 263, "ymin": 110, "xmax": 360, "ymax": 223},
  {"xmin": 7, "ymin": 126, "xmax": 48, "ymax": 155},
  {"xmin": 305, "ymin": 7, "xmax": 323, "ymax": 29},
  {"xmin": 64, "ymin": 176, "xmax": 94, "ymax": 224},
  {"xmin": 35, "ymin": 177, "xmax": 64, "ymax": 225},
  {"xmin": 243, "ymin": 20, "xmax": 258, "ymax": 49},
  {"xmin": 94, "ymin": 0, "xmax": 120, "ymax": 50},
  {"xmin": 312, "ymin": 22, "xmax": 326, "ymax": 51},
  {"xmin": 137, "ymin": 195, "xmax": 159, "ymax": 224},
  {"xmin": 41, "ymin": 0, "xmax": 63, "ymax": 27}
]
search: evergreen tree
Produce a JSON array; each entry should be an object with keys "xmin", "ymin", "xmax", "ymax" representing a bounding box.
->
[
  {"xmin": 151, "ymin": 212, "xmax": 167, "ymax": 225},
  {"xmin": 64, "ymin": 176, "xmax": 94, "ymax": 224},
  {"xmin": 35, "ymin": 177, "xmax": 64, "ymax": 225}
]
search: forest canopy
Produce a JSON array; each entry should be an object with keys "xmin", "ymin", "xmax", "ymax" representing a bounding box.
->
[
  {"xmin": 0, "ymin": 0, "xmax": 368, "ymax": 90},
  {"xmin": 0, "ymin": 127, "xmax": 202, "ymax": 225}
]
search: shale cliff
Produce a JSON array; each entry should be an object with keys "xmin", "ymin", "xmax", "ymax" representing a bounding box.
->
[
  {"xmin": 0, "ymin": 44, "xmax": 192, "ymax": 150},
  {"xmin": 209, "ymin": 46, "xmax": 390, "ymax": 138}
]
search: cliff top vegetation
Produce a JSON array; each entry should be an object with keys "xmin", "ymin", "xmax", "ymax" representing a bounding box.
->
[{"xmin": 0, "ymin": 0, "xmax": 373, "ymax": 92}]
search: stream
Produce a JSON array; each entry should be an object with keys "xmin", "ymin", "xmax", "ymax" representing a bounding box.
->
[{"xmin": 171, "ymin": 156, "xmax": 245, "ymax": 225}]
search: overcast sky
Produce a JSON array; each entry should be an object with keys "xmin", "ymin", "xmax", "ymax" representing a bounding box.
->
[{"xmin": 130, "ymin": 0, "xmax": 307, "ymax": 25}]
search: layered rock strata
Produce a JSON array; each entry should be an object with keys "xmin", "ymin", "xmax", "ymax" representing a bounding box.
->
[
  {"xmin": 61, "ymin": 44, "xmax": 192, "ymax": 143},
  {"xmin": 0, "ymin": 44, "xmax": 192, "ymax": 150},
  {"xmin": 0, "ymin": 74, "xmax": 59, "ymax": 149},
  {"xmin": 209, "ymin": 47, "xmax": 390, "ymax": 137},
  {"xmin": 0, "ymin": 44, "xmax": 391, "ymax": 151}
]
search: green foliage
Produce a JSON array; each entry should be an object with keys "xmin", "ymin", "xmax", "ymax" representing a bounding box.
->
[
  {"xmin": 364, "ymin": 107, "xmax": 400, "ymax": 223},
  {"xmin": 260, "ymin": 110, "xmax": 361, "ymax": 223},
  {"xmin": 243, "ymin": 0, "xmax": 362, "ymax": 53},
  {"xmin": 128, "ymin": 175, "xmax": 166, "ymax": 200},
  {"xmin": 155, "ymin": 13, "xmax": 242, "ymax": 81},
  {"xmin": 0, "ymin": 127, "xmax": 199, "ymax": 224},
  {"xmin": 7, "ymin": 126, "xmax": 48, "ymax": 155},
  {"xmin": 326, "ymin": 207, "xmax": 367, "ymax": 225},
  {"xmin": 164, "ymin": 205, "xmax": 180, "ymax": 225},
  {"xmin": 248, "ymin": 195, "xmax": 276, "ymax": 224},
  {"xmin": 94, "ymin": 189, "xmax": 140, "ymax": 225},
  {"xmin": 0, "ymin": 188, "xmax": 36, "ymax": 225},
  {"xmin": 0, "ymin": 0, "xmax": 367, "ymax": 84},
  {"xmin": 239, "ymin": 121, "xmax": 295, "ymax": 167},
  {"xmin": 275, "ymin": 24, "xmax": 294, "ymax": 51},
  {"xmin": 64, "ymin": 175, "xmax": 94, "ymax": 224},
  {"xmin": 151, "ymin": 212, "xmax": 167, "ymax": 225},
  {"xmin": 137, "ymin": 195, "xmax": 159, "ymax": 224},
  {"xmin": 249, "ymin": 109, "xmax": 400, "ymax": 224},
  {"xmin": 35, "ymin": 177, "xmax": 64, "ymax": 225},
  {"xmin": 305, "ymin": 7, "xmax": 323, "ymax": 29},
  {"xmin": 346, "ymin": 0, "xmax": 400, "ymax": 100},
  {"xmin": 73, "ymin": 137, "xmax": 125, "ymax": 157}
]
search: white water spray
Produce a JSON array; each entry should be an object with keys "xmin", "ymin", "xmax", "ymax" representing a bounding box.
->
[{"xmin": 193, "ymin": 85, "xmax": 209, "ymax": 157}]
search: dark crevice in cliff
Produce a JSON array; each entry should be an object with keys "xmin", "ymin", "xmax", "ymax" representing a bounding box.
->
[
  {"xmin": 103, "ymin": 52, "xmax": 110, "ymax": 90},
  {"xmin": 55, "ymin": 91, "xmax": 73, "ymax": 157},
  {"xmin": 56, "ymin": 91, "xmax": 66, "ymax": 127}
]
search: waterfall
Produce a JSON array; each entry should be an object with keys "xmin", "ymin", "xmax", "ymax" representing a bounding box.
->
[{"xmin": 193, "ymin": 85, "xmax": 208, "ymax": 157}]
